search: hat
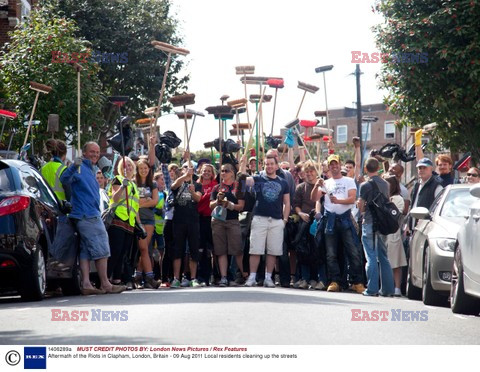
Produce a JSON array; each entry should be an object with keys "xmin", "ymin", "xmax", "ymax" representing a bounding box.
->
[
  {"xmin": 340, "ymin": 166, "xmax": 348, "ymax": 176},
  {"xmin": 182, "ymin": 160, "xmax": 197, "ymax": 169},
  {"xmin": 248, "ymin": 156, "xmax": 257, "ymax": 163},
  {"xmin": 416, "ymin": 158, "xmax": 434, "ymax": 167},
  {"xmin": 197, "ymin": 158, "xmax": 210, "ymax": 166},
  {"xmin": 327, "ymin": 154, "xmax": 340, "ymax": 165}
]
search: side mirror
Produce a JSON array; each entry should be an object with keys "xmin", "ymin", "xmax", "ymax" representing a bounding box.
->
[
  {"xmin": 409, "ymin": 207, "xmax": 431, "ymax": 221},
  {"xmin": 470, "ymin": 184, "xmax": 480, "ymax": 198}
]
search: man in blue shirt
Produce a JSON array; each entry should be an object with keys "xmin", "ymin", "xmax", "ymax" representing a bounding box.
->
[{"xmin": 61, "ymin": 142, "xmax": 125, "ymax": 295}]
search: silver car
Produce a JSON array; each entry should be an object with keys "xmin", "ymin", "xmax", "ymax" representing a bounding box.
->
[
  {"xmin": 407, "ymin": 184, "xmax": 478, "ymax": 306},
  {"xmin": 451, "ymin": 184, "xmax": 480, "ymax": 315}
]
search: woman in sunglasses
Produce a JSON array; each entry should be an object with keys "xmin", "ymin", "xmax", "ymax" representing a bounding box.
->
[{"xmin": 466, "ymin": 167, "xmax": 480, "ymax": 184}]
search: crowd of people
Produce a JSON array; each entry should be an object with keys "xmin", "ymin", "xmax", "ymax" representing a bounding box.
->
[{"xmin": 40, "ymin": 130, "xmax": 480, "ymax": 297}]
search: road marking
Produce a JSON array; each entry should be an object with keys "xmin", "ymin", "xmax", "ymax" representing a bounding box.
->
[
  {"xmin": 56, "ymin": 299, "xmax": 69, "ymax": 303},
  {"xmin": 453, "ymin": 314, "xmax": 470, "ymax": 320},
  {"xmin": 16, "ymin": 308, "xmax": 31, "ymax": 311}
]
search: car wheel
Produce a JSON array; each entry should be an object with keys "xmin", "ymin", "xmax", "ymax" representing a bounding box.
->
[
  {"xmin": 406, "ymin": 257, "xmax": 421, "ymax": 300},
  {"xmin": 422, "ymin": 246, "xmax": 448, "ymax": 307},
  {"xmin": 61, "ymin": 258, "xmax": 82, "ymax": 296},
  {"xmin": 21, "ymin": 245, "xmax": 46, "ymax": 301},
  {"xmin": 451, "ymin": 247, "xmax": 480, "ymax": 315}
]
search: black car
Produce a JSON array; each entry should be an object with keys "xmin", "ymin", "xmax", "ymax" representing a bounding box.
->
[{"xmin": 0, "ymin": 159, "xmax": 80, "ymax": 300}]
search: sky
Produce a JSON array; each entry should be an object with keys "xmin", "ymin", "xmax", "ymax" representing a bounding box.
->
[{"xmin": 157, "ymin": 0, "xmax": 386, "ymax": 152}]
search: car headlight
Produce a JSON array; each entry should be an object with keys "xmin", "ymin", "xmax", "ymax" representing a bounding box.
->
[{"xmin": 433, "ymin": 238, "xmax": 456, "ymax": 252}]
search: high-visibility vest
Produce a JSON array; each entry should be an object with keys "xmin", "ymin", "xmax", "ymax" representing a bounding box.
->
[
  {"xmin": 41, "ymin": 160, "xmax": 67, "ymax": 201},
  {"xmin": 154, "ymin": 191, "xmax": 166, "ymax": 235},
  {"xmin": 108, "ymin": 175, "xmax": 140, "ymax": 227}
]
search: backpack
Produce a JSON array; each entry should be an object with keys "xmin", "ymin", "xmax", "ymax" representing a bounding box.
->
[{"xmin": 367, "ymin": 179, "xmax": 401, "ymax": 235}]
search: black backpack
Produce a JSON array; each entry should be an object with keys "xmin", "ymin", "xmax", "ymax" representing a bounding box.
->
[{"xmin": 367, "ymin": 179, "xmax": 401, "ymax": 235}]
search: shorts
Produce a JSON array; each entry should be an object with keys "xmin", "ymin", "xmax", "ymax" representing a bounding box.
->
[
  {"xmin": 51, "ymin": 216, "xmax": 77, "ymax": 266},
  {"xmin": 72, "ymin": 216, "xmax": 111, "ymax": 261},
  {"xmin": 172, "ymin": 220, "xmax": 200, "ymax": 261},
  {"xmin": 249, "ymin": 215, "xmax": 284, "ymax": 256},
  {"xmin": 140, "ymin": 217, "xmax": 155, "ymax": 226},
  {"xmin": 211, "ymin": 218, "xmax": 243, "ymax": 256}
]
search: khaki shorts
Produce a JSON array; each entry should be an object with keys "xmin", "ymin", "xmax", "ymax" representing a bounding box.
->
[
  {"xmin": 249, "ymin": 215, "xmax": 284, "ymax": 256},
  {"xmin": 211, "ymin": 218, "xmax": 243, "ymax": 256}
]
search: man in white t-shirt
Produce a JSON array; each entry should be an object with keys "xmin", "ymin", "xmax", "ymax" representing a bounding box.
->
[{"xmin": 311, "ymin": 154, "xmax": 365, "ymax": 294}]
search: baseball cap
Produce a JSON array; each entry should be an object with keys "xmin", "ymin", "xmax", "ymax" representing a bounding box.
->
[
  {"xmin": 416, "ymin": 158, "xmax": 434, "ymax": 167},
  {"xmin": 327, "ymin": 154, "xmax": 340, "ymax": 165}
]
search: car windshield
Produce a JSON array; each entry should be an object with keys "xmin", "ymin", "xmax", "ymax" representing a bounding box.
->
[{"xmin": 440, "ymin": 188, "xmax": 477, "ymax": 218}]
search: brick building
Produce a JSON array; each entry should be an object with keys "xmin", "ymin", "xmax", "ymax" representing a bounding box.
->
[{"xmin": 0, "ymin": 0, "xmax": 35, "ymax": 46}]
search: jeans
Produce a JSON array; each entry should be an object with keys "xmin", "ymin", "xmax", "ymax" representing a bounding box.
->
[
  {"xmin": 361, "ymin": 223, "xmax": 395, "ymax": 295},
  {"xmin": 324, "ymin": 217, "xmax": 363, "ymax": 284}
]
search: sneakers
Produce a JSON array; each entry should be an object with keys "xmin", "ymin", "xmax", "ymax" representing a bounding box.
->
[
  {"xmin": 171, "ymin": 278, "xmax": 181, "ymax": 288},
  {"xmin": 314, "ymin": 281, "xmax": 326, "ymax": 290},
  {"xmin": 308, "ymin": 280, "xmax": 317, "ymax": 290},
  {"xmin": 219, "ymin": 277, "xmax": 228, "ymax": 287},
  {"xmin": 327, "ymin": 281, "xmax": 340, "ymax": 292},
  {"xmin": 351, "ymin": 283, "xmax": 366, "ymax": 294},
  {"xmin": 297, "ymin": 279, "xmax": 308, "ymax": 289},
  {"xmin": 144, "ymin": 275, "xmax": 160, "ymax": 289},
  {"xmin": 133, "ymin": 276, "xmax": 144, "ymax": 289},
  {"xmin": 245, "ymin": 277, "xmax": 257, "ymax": 287},
  {"xmin": 180, "ymin": 277, "xmax": 190, "ymax": 287},
  {"xmin": 394, "ymin": 288, "xmax": 402, "ymax": 297},
  {"xmin": 190, "ymin": 279, "xmax": 201, "ymax": 288},
  {"xmin": 263, "ymin": 277, "xmax": 275, "ymax": 288},
  {"xmin": 274, "ymin": 274, "xmax": 281, "ymax": 286},
  {"xmin": 290, "ymin": 275, "xmax": 295, "ymax": 287}
]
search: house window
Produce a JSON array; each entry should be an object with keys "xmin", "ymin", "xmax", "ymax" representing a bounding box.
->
[
  {"xmin": 337, "ymin": 125, "xmax": 347, "ymax": 143},
  {"xmin": 362, "ymin": 123, "xmax": 372, "ymax": 142},
  {"xmin": 384, "ymin": 121, "xmax": 395, "ymax": 139}
]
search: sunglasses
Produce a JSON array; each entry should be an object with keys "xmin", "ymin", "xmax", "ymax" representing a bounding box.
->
[
  {"xmin": 467, "ymin": 173, "xmax": 479, "ymax": 177},
  {"xmin": 221, "ymin": 169, "xmax": 231, "ymax": 173}
]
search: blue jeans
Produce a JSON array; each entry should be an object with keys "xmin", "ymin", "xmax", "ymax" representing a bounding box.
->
[{"xmin": 361, "ymin": 223, "xmax": 394, "ymax": 295}]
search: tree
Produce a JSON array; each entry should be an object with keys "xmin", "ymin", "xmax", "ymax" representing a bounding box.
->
[
  {"xmin": 373, "ymin": 0, "xmax": 480, "ymax": 161},
  {"xmin": 0, "ymin": 2, "xmax": 104, "ymax": 153},
  {"xmin": 53, "ymin": 0, "xmax": 189, "ymax": 121}
]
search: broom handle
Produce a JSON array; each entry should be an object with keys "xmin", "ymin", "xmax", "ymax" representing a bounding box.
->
[
  {"xmin": 295, "ymin": 90, "xmax": 307, "ymax": 119},
  {"xmin": 235, "ymin": 108, "xmax": 240, "ymax": 142},
  {"xmin": 242, "ymin": 86, "xmax": 267, "ymax": 165},
  {"xmin": 22, "ymin": 91, "xmax": 40, "ymax": 150},
  {"xmin": 183, "ymin": 105, "xmax": 191, "ymax": 166},
  {"xmin": 153, "ymin": 52, "xmax": 172, "ymax": 133},
  {"xmin": 243, "ymin": 73, "xmax": 250, "ymax": 124},
  {"xmin": 218, "ymin": 118, "xmax": 223, "ymax": 170},
  {"xmin": 0, "ymin": 117, "xmax": 6, "ymax": 139},
  {"xmin": 294, "ymin": 125, "xmax": 319, "ymax": 174},
  {"xmin": 270, "ymin": 87, "xmax": 278, "ymax": 136}
]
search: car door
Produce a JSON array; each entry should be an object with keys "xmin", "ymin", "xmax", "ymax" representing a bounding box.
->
[{"xmin": 464, "ymin": 202, "xmax": 480, "ymax": 283}]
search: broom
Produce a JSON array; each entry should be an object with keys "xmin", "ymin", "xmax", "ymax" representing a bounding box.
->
[
  {"xmin": 0, "ymin": 109, "xmax": 17, "ymax": 143},
  {"xmin": 235, "ymin": 66, "xmax": 255, "ymax": 124},
  {"xmin": 228, "ymin": 98, "xmax": 248, "ymax": 143},
  {"xmin": 205, "ymin": 105, "xmax": 233, "ymax": 170},
  {"xmin": 151, "ymin": 40, "xmax": 190, "ymax": 135},
  {"xmin": 22, "ymin": 82, "xmax": 52, "ymax": 153},
  {"xmin": 267, "ymin": 78, "xmax": 284, "ymax": 136},
  {"xmin": 296, "ymin": 81, "xmax": 319, "ymax": 119},
  {"xmin": 168, "ymin": 94, "xmax": 195, "ymax": 166}
]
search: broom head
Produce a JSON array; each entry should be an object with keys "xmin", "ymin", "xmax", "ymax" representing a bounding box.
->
[
  {"xmin": 267, "ymin": 78, "xmax": 284, "ymax": 89},
  {"xmin": 230, "ymin": 129, "xmax": 245, "ymax": 136},
  {"xmin": 29, "ymin": 81, "xmax": 52, "ymax": 94},
  {"xmin": 204, "ymin": 141, "xmax": 215, "ymax": 149},
  {"xmin": 151, "ymin": 40, "xmax": 190, "ymax": 56},
  {"xmin": 232, "ymin": 123, "xmax": 251, "ymax": 130},
  {"xmin": 214, "ymin": 113, "xmax": 234, "ymax": 120},
  {"xmin": 249, "ymin": 94, "xmax": 272, "ymax": 103},
  {"xmin": 0, "ymin": 109, "xmax": 17, "ymax": 119},
  {"xmin": 227, "ymin": 98, "xmax": 248, "ymax": 108},
  {"xmin": 313, "ymin": 127, "xmax": 333, "ymax": 135},
  {"xmin": 235, "ymin": 65, "xmax": 255, "ymax": 75},
  {"xmin": 135, "ymin": 118, "xmax": 154, "ymax": 125},
  {"xmin": 285, "ymin": 119, "xmax": 300, "ymax": 128},
  {"xmin": 300, "ymin": 119, "xmax": 319, "ymax": 128},
  {"xmin": 175, "ymin": 111, "xmax": 193, "ymax": 120},
  {"xmin": 205, "ymin": 105, "xmax": 232, "ymax": 115},
  {"xmin": 314, "ymin": 110, "xmax": 327, "ymax": 117},
  {"xmin": 220, "ymin": 94, "xmax": 230, "ymax": 102},
  {"xmin": 240, "ymin": 76, "xmax": 269, "ymax": 85},
  {"xmin": 169, "ymin": 93, "xmax": 195, "ymax": 107},
  {"xmin": 297, "ymin": 81, "xmax": 319, "ymax": 93},
  {"xmin": 144, "ymin": 106, "xmax": 158, "ymax": 116}
]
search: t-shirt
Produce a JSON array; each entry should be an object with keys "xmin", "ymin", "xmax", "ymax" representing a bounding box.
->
[
  {"xmin": 359, "ymin": 175, "xmax": 389, "ymax": 224},
  {"xmin": 323, "ymin": 176, "xmax": 357, "ymax": 215},
  {"xmin": 197, "ymin": 180, "xmax": 218, "ymax": 217},
  {"xmin": 137, "ymin": 182, "xmax": 158, "ymax": 221},
  {"xmin": 172, "ymin": 182, "xmax": 203, "ymax": 222},
  {"xmin": 252, "ymin": 174, "xmax": 289, "ymax": 220},
  {"xmin": 210, "ymin": 182, "xmax": 244, "ymax": 220},
  {"xmin": 436, "ymin": 173, "xmax": 454, "ymax": 188}
]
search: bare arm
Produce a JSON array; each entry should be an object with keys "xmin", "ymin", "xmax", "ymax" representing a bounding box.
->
[
  {"xmin": 310, "ymin": 178, "xmax": 325, "ymax": 201},
  {"xmin": 283, "ymin": 193, "xmax": 291, "ymax": 222},
  {"xmin": 139, "ymin": 187, "xmax": 159, "ymax": 208},
  {"xmin": 330, "ymin": 188, "xmax": 357, "ymax": 205},
  {"xmin": 148, "ymin": 135, "xmax": 156, "ymax": 168}
]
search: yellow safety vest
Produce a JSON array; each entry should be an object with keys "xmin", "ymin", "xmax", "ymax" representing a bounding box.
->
[
  {"xmin": 41, "ymin": 161, "xmax": 67, "ymax": 201},
  {"xmin": 154, "ymin": 191, "xmax": 166, "ymax": 235},
  {"xmin": 108, "ymin": 175, "xmax": 140, "ymax": 227}
]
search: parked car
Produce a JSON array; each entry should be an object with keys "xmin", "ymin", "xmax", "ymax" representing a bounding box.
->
[
  {"xmin": 407, "ymin": 184, "xmax": 478, "ymax": 306},
  {"xmin": 0, "ymin": 159, "xmax": 80, "ymax": 300},
  {"xmin": 451, "ymin": 183, "xmax": 480, "ymax": 315}
]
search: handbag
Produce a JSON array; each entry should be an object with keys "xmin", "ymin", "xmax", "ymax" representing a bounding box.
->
[{"xmin": 101, "ymin": 205, "xmax": 117, "ymax": 230}]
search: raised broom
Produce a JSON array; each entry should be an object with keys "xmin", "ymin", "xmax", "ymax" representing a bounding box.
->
[
  {"xmin": 205, "ymin": 105, "xmax": 233, "ymax": 170},
  {"xmin": 235, "ymin": 66, "xmax": 255, "ymax": 124},
  {"xmin": 267, "ymin": 78, "xmax": 284, "ymax": 136},
  {"xmin": 22, "ymin": 82, "xmax": 52, "ymax": 153},
  {"xmin": 169, "ymin": 94, "xmax": 196, "ymax": 166},
  {"xmin": 0, "ymin": 109, "xmax": 17, "ymax": 143},
  {"xmin": 296, "ymin": 81, "xmax": 319, "ymax": 119},
  {"xmin": 151, "ymin": 41, "xmax": 190, "ymax": 135}
]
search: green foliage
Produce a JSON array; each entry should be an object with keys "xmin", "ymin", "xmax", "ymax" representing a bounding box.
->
[
  {"xmin": 0, "ymin": 2, "xmax": 104, "ymax": 152},
  {"xmin": 53, "ymin": 0, "xmax": 189, "ymax": 120},
  {"xmin": 373, "ymin": 0, "xmax": 480, "ymax": 161}
]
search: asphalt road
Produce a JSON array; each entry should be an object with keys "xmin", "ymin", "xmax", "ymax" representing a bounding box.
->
[{"xmin": 0, "ymin": 287, "xmax": 478, "ymax": 345}]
